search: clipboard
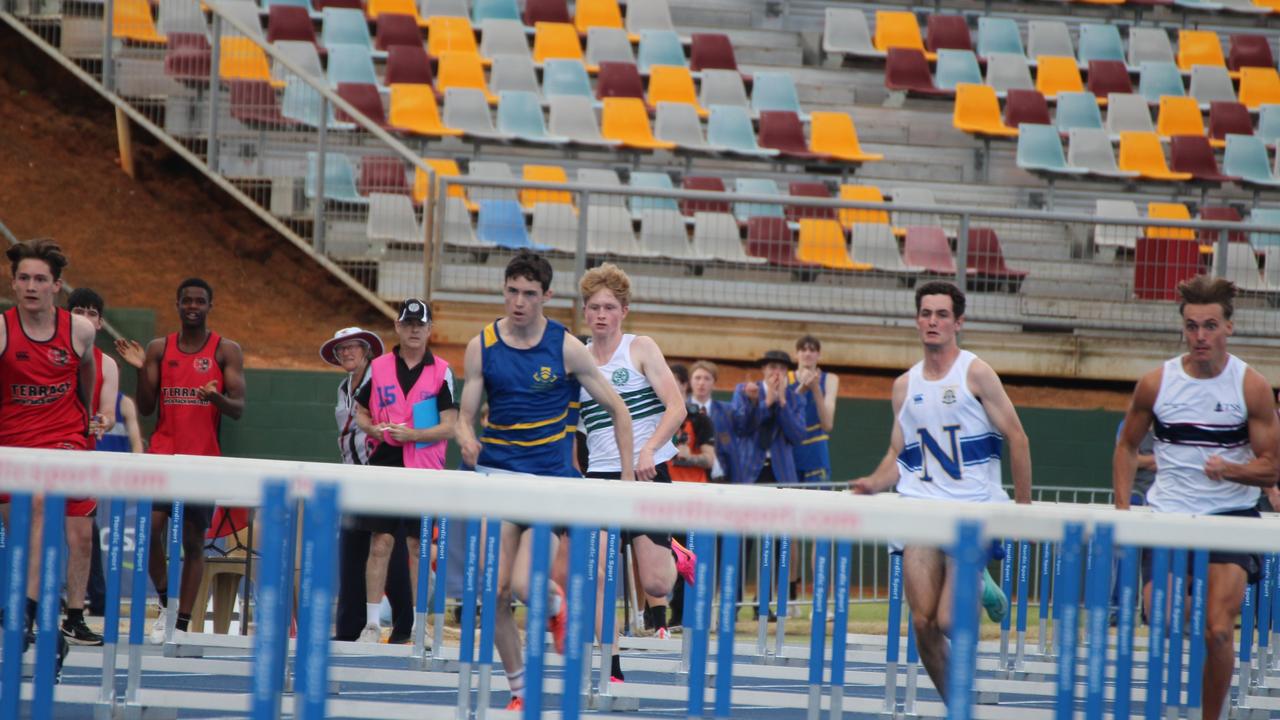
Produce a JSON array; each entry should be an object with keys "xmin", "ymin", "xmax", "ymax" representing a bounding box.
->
[{"xmin": 413, "ymin": 399, "xmax": 439, "ymax": 450}]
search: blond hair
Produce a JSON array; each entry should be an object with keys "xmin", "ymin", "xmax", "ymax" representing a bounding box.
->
[
  {"xmin": 579, "ymin": 262, "xmax": 631, "ymax": 306},
  {"xmin": 690, "ymin": 360, "xmax": 719, "ymax": 381}
]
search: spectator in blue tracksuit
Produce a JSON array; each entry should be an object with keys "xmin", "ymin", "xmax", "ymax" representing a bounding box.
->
[
  {"xmin": 731, "ymin": 350, "xmax": 808, "ymax": 485},
  {"xmin": 687, "ymin": 360, "xmax": 736, "ymax": 483}
]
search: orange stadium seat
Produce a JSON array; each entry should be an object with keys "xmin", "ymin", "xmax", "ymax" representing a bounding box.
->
[
  {"xmin": 114, "ymin": 0, "xmax": 165, "ymax": 44},
  {"xmin": 647, "ymin": 66, "xmax": 706, "ymax": 117},
  {"xmin": 574, "ymin": 0, "xmax": 625, "ymax": 35},
  {"xmin": 435, "ymin": 51, "xmax": 498, "ymax": 103},
  {"xmin": 533, "ymin": 22, "xmax": 587, "ymax": 66},
  {"xmin": 1156, "ymin": 96, "xmax": 1209, "ymax": 141},
  {"xmin": 389, "ymin": 84, "xmax": 464, "ymax": 137},
  {"xmin": 809, "ymin": 111, "xmax": 884, "ymax": 163},
  {"xmin": 1118, "ymin": 131, "xmax": 1193, "ymax": 181},
  {"xmin": 413, "ymin": 158, "xmax": 472, "ymax": 207},
  {"xmin": 1239, "ymin": 67, "xmax": 1280, "ymax": 110},
  {"xmin": 600, "ymin": 97, "xmax": 676, "ymax": 149},
  {"xmin": 366, "ymin": 0, "xmax": 426, "ymax": 26},
  {"xmin": 874, "ymin": 10, "xmax": 934, "ymax": 61},
  {"xmin": 520, "ymin": 165, "xmax": 574, "ymax": 209},
  {"xmin": 1176, "ymin": 30, "xmax": 1229, "ymax": 75},
  {"xmin": 1146, "ymin": 202, "xmax": 1197, "ymax": 241},
  {"xmin": 837, "ymin": 185, "xmax": 892, "ymax": 231},
  {"xmin": 1035, "ymin": 56, "xmax": 1085, "ymax": 100},
  {"xmin": 427, "ymin": 17, "xmax": 480, "ymax": 59},
  {"xmin": 796, "ymin": 218, "xmax": 871, "ymax": 270},
  {"xmin": 952, "ymin": 83, "xmax": 1019, "ymax": 138},
  {"xmin": 219, "ymin": 37, "xmax": 275, "ymax": 84}
]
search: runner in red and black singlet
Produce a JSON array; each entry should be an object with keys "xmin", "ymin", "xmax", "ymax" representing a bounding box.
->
[
  {"xmin": 0, "ymin": 240, "xmax": 95, "ymax": 664},
  {"xmin": 115, "ymin": 277, "xmax": 245, "ymax": 642}
]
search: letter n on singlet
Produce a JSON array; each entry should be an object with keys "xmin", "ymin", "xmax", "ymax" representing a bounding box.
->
[{"xmin": 918, "ymin": 425, "xmax": 962, "ymax": 482}]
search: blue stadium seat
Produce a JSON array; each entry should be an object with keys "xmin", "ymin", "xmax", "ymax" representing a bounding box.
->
[
  {"xmin": 976, "ymin": 17, "xmax": 1023, "ymax": 59},
  {"xmin": 1017, "ymin": 123, "xmax": 1089, "ymax": 177},
  {"xmin": 628, "ymin": 171, "xmax": 680, "ymax": 216},
  {"xmin": 471, "ymin": 0, "xmax": 521, "ymax": 24},
  {"xmin": 1223, "ymin": 134, "xmax": 1280, "ymax": 189},
  {"xmin": 321, "ymin": 7, "xmax": 373, "ymax": 51},
  {"xmin": 1249, "ymin": 208, "xmax": 1280, "ymax": 248},
  {"xmin": 283, "ymin": 78, "xmax": 355, "ymax": 128},
  {"xmin": 1138, "ymin": 61, "xmax": 1186, "ymax": 103},
  {"xmin": 497, "ymin": 90, "xmax": 568, "ymax": 144},
  {"xmin": 706, "ymin": 104, "xmax": 778, "ymax": 157},
  {"xmin": 733, "ymin": 178, "xmax": 785, "ymax": 222},
  {"xmin": 935, "ymin": 49, "xmax": 983, "ymax": 92},
  {"xmin": 476, "ymin": 199, "xmax": 539, "ymax": 249},
  {"xmin": 305, "ymin": 152, "xmax": 368, "ymax": 203},
  {"xmin": 636, "ymin": 29, "xmax": 686, "ymax": 73},
  {"xmin": 1055, "ymin": 91, "xmax": 1105, "ymax": 133},
  {"xmin": 1077, "ymin": 24, "xmax": 1125, "ymax": 66},
  {"xmin": 1257, "ymin": 104, "xmax": 1280, "ymax": 147},
  {"xmin": 541, "ymin": 58, "xmax": 594, "ymax": 99},
  {"xmin": 750, "ymin": 71, "xmax": 805, "ymax": 117},
  {"xmin": 326, "ymin": 43, "xmax": 379, "ymax": 87}
]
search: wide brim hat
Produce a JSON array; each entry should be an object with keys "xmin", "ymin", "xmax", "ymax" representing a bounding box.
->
[
  {"xmin": 320, "ymin": 327, "xmax": 385, "ymax": 367},
  {"xmin": 757, "ymin": 349, "xmax": 792, "ymax": 367}
]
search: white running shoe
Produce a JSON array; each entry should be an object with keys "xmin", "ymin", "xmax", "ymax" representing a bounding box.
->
[
  {"xmin": 357, "ymin": 623, "xmax": 382, "ymax": 643},
  {"xmin": 148, "ymin": 609, "xmax": 167, "ymax": 645}
]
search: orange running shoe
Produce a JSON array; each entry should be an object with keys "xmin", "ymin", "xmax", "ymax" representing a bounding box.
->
[
  {"xmin": 671, "ymin": 539, "xmax": 697, "ymax": 586},
  {"xmin": 505, "ymin": 696, "xmax": 524, "ymax": 711},
  {"xmin": 548, "ymin": 584, "xmax": 568, "ymax": 654}
]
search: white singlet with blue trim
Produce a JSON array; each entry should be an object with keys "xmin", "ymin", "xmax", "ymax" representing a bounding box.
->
[
  {"xmin": 895, "ymin": 350, "xmax": 1009, "ymax": 504},
  {"xmin": 580, "ymin": 334, "xmax": 677, "ymax": 473},
  {"xmin": 1147, "ymin": 354, "xmax": 1258, "ymax": 515}
]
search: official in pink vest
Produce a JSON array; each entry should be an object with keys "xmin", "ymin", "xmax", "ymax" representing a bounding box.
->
[{"xmin": 351, "ymin": 298, "xmax": 457, "ymax": 643}]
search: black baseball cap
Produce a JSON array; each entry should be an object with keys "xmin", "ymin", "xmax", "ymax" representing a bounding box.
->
[
  {"xmin": 758, "ymin": 349, "xmax": 792, "ymax": 367},
  {"xmin": 398, "ymin": 298, "xmax": 432, "ymax": 323}
]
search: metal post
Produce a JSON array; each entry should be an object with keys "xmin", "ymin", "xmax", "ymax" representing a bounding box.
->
[
  {"xmin": 883, "ymin": 552, "xmax": 904, "ymax": 715},
  {"xmin": 163, "ymin": 500, "xmax": 184, "ymax": 647},
  {"xmin": 714, "ymin": 534, "xmax": 741, "ymax": 718},
  {"xmin": 1114, "ymin": 546, "xmax": 1139, "ymax": 720},
  {"xmin": 686, "ymin": 532, "xmax": 715, "ymax": 720},
  {"xmin": 1038, "ymin": 542, "xmax": 1053, "ymax": 656},
  {"xmin": 775, "ymin": 536, "xmax": 790, "ymax": 658},
  {"xmin": 757, "ymin": 534, "xmax": 772, "ymax": 660},
  {"xmin": 430, "ymin": 516, "xmax": 449, "ymax": 668},
  {"xmin": 947, "ymin": 521, "xmax": 984, "ymax": 720},
  {"xmin": 581, "ymin": 528, "xmax": 599, "ymax": 702},
  {"xmin": 206, "ymin": 14, "xmax": 222, "ymax": 172},
  {"xmin": 312, "ymin": 107, "xmax": 330, "ymax": 253},
  {"xmin": 1238, "ymin": 583, "xmax": 1257, "ymax": 714},
  {"xmin": 1146, "ymin": 548, "xmax": 1171, "ymax": 720},
  {"xmin": 32, "ymin": 496, "xmax": 67, "ymax": 718},
  {"xmin": 1166, "ymin": 548, "xmax": 1188, "ymax": 719},
  {"xmin": 572, "ymin": 190, "xmax": 591, "ymax": 336},
  {"xmin": 1187, "ymin": 550, "xmax": 1209, "ymax": 720},
  {"xmin": 828, "ymin": 541, "xmax": 852, "ymax": 720},
  {"xmin": 455, "ymin": 519, "xmax": 481, "ymax": 720},
  {"xmin": 428, "ymin": 176, "xmax": 447, "ymax": 301},
  {"xmin": 904, "ymin": 612, "xmax": 919, "ymax": 716},
  {"xmin": 420, "ymin": 169, "xmax": 437, "ymax": 300},
  {"xmin": 521, "ymin": 524, "xmax": 553, "ymax": 719},
  {"xmin": 411, "ymin": 515, "xmax": 433, "ymax": 668},
  {"xmin": 0, "ymin": 494, "xmax": 33, "ymax": 720},
  {"xmin": 97, "ymin": 498, "xmax": 127, "ymax": 720},
  {"xmin": 999, "ymin": 538, "xmax": 1014, "ymax": 670},
  {"xmin": 561, "ymin": 525, "xmax": 592, "ymax": 720},
  {"xmin": 1084, "ymin": 525, "xmax": 1114, "ymax": 720},
  {"xmin": 954, "ymin": 214, "xmax": 971, "ymax": 291},
  {"xmin": 596, "ymin": 528, "xmax": 620, "ymax": 698},
  {"xmin": 1053, "ymin": 523, "xmax": 1084, "ymax": 720},
  {"xmin": 476, "ymin": 520, "xmax": 500, "ymax": 718},
  {"xmin": 123, "ymin": 500, "xmax": 152, "ymax": 718},
  {"xmin": 1014, "ymin": 540, "xmax": 1031, "ymax": 672},
  {"xmin": 806, "ymin": 540, "xmax": 830, "ymax": 720},
  {"xmin": 1214, "ymin": 217, "xmax": 1230, "ymax": 278},
  {"xmin": 678, "ymin": 529, "xmax": 694, "ymax": 679},
  {"xmin": 296, "ymin": 484, "xmax": 339, "ymax": 720},
  {"xmin": 101, "ymin": 0, "xmax": 117, "ymax": 91},
  {"xmin": 1254, "ymin": 553, "xmax": 1272, "ymax": 689},
  {"xmin": 250, "ymin": 481, "xmax": 289, "ymax": 720},
  {"xmin": 1270, "ymin": 553, "xmax": 1279, "ymax": 672}
]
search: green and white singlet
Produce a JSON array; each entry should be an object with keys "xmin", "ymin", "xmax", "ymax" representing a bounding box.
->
[{"xmin": 579, "ymin": 334, "xmax": 677, "ymax": 473}]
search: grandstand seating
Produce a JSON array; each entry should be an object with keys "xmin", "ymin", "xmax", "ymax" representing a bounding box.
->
[
  {"xmin": 1169, "ymin": 135, "xmax": 1239, "ymax": 186},
  {"xmin": 1004, "ymin": 90, "xmax": 1054, "ymax": 133},
  {"xmin": 924, "ymin": 15, "xmax": 972, "ymax": 54},
  {"xmin": 903, "ymin": 226, "xmax": 957, "ymax": 275}
]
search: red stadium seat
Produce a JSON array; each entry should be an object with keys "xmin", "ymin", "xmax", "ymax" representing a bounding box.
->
[
  {"xmin": 925, "ymin": 14, "xmax": 972, "ymax": 54},
  {"xmin": 1169, "ymin": 135, "xmax": 1239, "ymax": 186},
  {"xmin": 786, "ymin": 182, "xmax": 835, "ymax": 222},
  {"xmin": 1134, "ymin": 237, "xmax": 1201, "ymax": 301},
  {"xmin": 358, "ymin": 156, "xmax": 412, "ymax": 196},
  {"xmin": 1228, "ymin": 34, "xmax": 1276, "ymax": 72},
  {"xmin": 1208, "ymin": 101, "xmax": 1252, "ymax": 147},
  {"xmin": 903, "ymin": 226, "xmax": 957, "ymax": 274},
  {"xmin": 524, "ymin": 0, "xmax": 570, "ymax": 27},
  {"xmin": 746, "ymin": 216, "xmax": 806, "ymax": 266},
  {"xmin": 376, "ymin": 13, "xmax": 423, "ymax": 50},
  {"xmin": 595, "ymin": 61, "xmax": 645, "ymax": 101},
  {"xmin": 336, "ymin": 82, "xmax": 390, "ymax": 127},
  {"xmin": 966, "ymin": 228, "xmax": 1028, "ymax": 289},
  {"xmin": 689, "ymin": 33, "xmax": 740, "ymax": 74},
  {"xmin": 758, "ymin": 111, "xmax": 825, "ymax": 161},
  {"xmin": 680, "ymin": 176, "xmax": 730, "ymax": 215},
  {"xmin": 1198, "ymin": 206, "xmax": 1248, "ymax": 246},
  {"xmin": 884, "ymin": 48, "xmax": 950, "ymax": 97},
  {"xmin": 1003, "ymin": 89, "xmax": 1051, "ymax": 130},
  {"xmin": 228, "ymin": 79, "xmax": 292, "ymax": 125},
  {"xmin": 385, "ymin": 44, "xmax": 434, "ymax": 87},
  {"xmin": 267, "ymin": 6, "xmax": 322, "ymax": 48},
  {"xmin": 1086, "ymin": 60, "xmax": 1133, "ymax": 102},
  {"xmin": 164, "ymin": 33, "xmax": 212, "ymax": 82}
]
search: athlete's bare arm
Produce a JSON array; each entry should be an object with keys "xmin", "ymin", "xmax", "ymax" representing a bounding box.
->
[
  {"xmin": 801, "ymin": 370, "xmax": 839, "ymax": 433},
  {"xmin": 116, "ymin": 338, "xmax": 164, "ymax": 417},
  {"xmin": 968, "ymin": 359, "xmax": 1032, "ymax": 504},
  {"xmin": 852, "ymin": 373, "xmax": 909, "ymax": 495},
  {"xmin": 1205, "ymin": 367, "xmax": 1280, "ymax": 487},
  {"xmin": 92, "ymin": 354, "xmax": 120, "ymax": 437},
  {"xmin": 72, "ymin": 314, "xmax": 97, "ymax": 428},
  {"xmin": 564, "ymin": 334, "xmax": 635, "ymax": 481},
  {"xmin": 0, "ymin": 314, "xmax": 7, "ymax": 358},
  {"xmin": 456, "ymin": 336, "xmax": 485, "ymax": 468},
  {"xmin": 119, "ymin": 395, "xmax": 145, "ymax": 452},
  {"xmin": 1114, "ymin": 368, "xmax": 1161, "ymax": 510},
  {"xmin": 208, "ymin": 339, "xmax": 246, "ymax": 420},
  {"xmin": 631, "ymin": 335, "xmax": 686, "ymax": 481}
]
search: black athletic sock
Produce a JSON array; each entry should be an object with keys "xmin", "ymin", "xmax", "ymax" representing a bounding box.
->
[
  {"xmin": 157, "ymin": 590, "xmax": 168, "ymax": 608},
  {"xmin": 650, "ymin": 604, "xmax": 667, "ymax": 631},
  {"xmin": 610, "ymin": 653, "xmax": 624, "ymax": 681},
  {"xmin": 789, "ymin": 579, "xmax": 799, "ymax": 601},
  {"xmin": 175, "ymin": 613, "xmax": 191, "ymax": 632},
  {"xmin": 64, "ymin": 607, "xmax": 84, "ymax": 627},
  {"xmin": 25, "ymin": 597, "xmax": 38, "ymax": 631}
]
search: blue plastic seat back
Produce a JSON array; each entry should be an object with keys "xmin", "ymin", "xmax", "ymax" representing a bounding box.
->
[
  {"xmin": 1017, "ymin": 123, "xmax": 1069, "ymax": 170},
  {"xmin": 326, "ymin": 43, "xmax": 378, "ymax": 87},
  {"xmin": 637, "ymin": 29, "xmax": 686, "ymax": 73},
  {"xmin": 1249, "ymin": 208, "xmax": 1280, "ymax": 248},
  {"xmin": 306, "ymin": 152, "xmax": 366, "ymax": 202},
  {"xmin": 629, "ymin": 171, "xmax": 679, "ymax": 214},
  {"xmin": 1055, "ymin": 91, "xmax": 1104, "ymax": 132},
  {"xmin": 706, "ymin": 104, "xmax": 762, "ymax": 151},
  {"xmin": 477, "ymin": 199, "xmax": 534, "ymax": 249},
  {"xmin": 1256, "ymin": 104, "xmax": 1280, "ymax": 147},
  {"xmin": 1223, "ymin": 134, "xmax": 1275, "ymax": 182},
  {"xmin": 733, "ymin": 178, "xmax": 784, "ymax": 221},
  {"xmin": 497, "ymin": 90, "xmax": 554, "ymax": 139},
  {"xmin": 472, "ymin": 0, "xmax": 520, "ymax": 24},
  {"xmin": 321, "ymin": 7, "xmax": 372, "ymax": 50},
  {"xmin": 977, "ymin": 17, "xmax": 1024, "ymax": 58},
  {"xmin": 542, "ymin": 59, "xmax": 594, "ymax": 99},
  {"xmin": 1077, "ymin": 23, "xmax": 1125, "ymax": 65},
  {"xmin": 750, "ymin": 71, "xmax": 803, "ymax": 114},
  {"xmin": 1138, "ymin": 61, "xmax": 1186, "ymax": 103},
  {"xmin": 935, "ymin": 49, "xmax": 983, "ymax": 91}
]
